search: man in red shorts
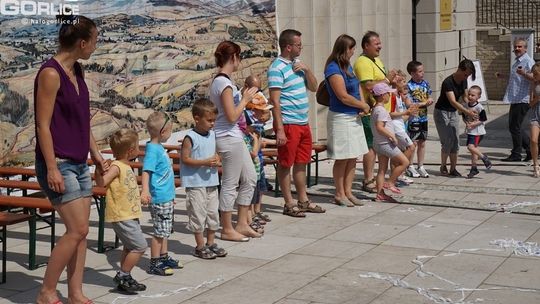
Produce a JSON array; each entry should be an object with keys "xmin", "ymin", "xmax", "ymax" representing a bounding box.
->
[{"xmin": 268, "ymin": 29, "xmax": 326, "ymax": 217}]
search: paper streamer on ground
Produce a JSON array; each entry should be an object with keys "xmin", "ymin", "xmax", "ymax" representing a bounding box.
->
[{"xmin": 359, "ymin": 240, "xmax": 540, "ymax": 303}]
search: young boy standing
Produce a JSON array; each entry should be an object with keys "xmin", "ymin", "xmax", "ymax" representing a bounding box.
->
[
  {"xmin": 141, "ymin": 111, "xmax": 181, "ymax": 275},
  {"xmin": 181, "ymin": 99, "xmax": 227, "ymax": 259},
  {"xmin": 95, "ymin": 128, "xmax": 147, "ymax": 294},
  {"xmin": 463, "ymin": 85, "xmax": 492, "ymax": 178},
  {"xmin": 406, "ymin": 60, "xmax": 434, "ymax": 178}
]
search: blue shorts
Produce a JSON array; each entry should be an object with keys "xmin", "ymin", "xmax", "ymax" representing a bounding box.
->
[
  {"xmin": 36, "ymin": 158, "xmax": 92, "ymax": 205},
  {"xmin": 149, "ymin": 201, "xmax": 174, "ymax": 238}
]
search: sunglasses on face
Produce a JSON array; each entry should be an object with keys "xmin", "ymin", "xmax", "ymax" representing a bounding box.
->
[{"xmin": 160, "ymin": 114, "xmax": 170, "ymax": 134}]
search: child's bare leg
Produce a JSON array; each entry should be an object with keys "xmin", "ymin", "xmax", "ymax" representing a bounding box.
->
[
  {"xmin": 207, "ymin": 229, "xmax": 216, "ymax": 246},
  {"xmin": 467, "ymin": 144, "xmax": 483, "ymax": 166},
  {"xmin": 194, "ymin": 231, "xmax": 205, "ymax": 249},
  {"xmin": 254, "ymin": 201, "xmax": 262, "ymax": 214},
  {"xmin": 389, "ymin": 153, "xmax": 409, "ymax": 184},
  {"xmin": 121, "ymin": 249, "xmax": 144, "ymax": 273},
  {"xmin": 150, "ymin": 236, "xmax": 164, "ymax": 258},
  {"xmin": 531, "ymin": 125, "xmax": 540, "ymax": 167},
  {"xmin": 417, "ymin": 140, "xmax": 426, "ymax": 166},
  {"xmin": 376, "ymin": 155, "xmax": 389, "ymax": 194}
]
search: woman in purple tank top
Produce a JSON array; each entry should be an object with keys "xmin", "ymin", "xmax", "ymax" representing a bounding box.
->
[{"xmin": 34, "ymin": 13, "xmax": 108, "ymax": 304}]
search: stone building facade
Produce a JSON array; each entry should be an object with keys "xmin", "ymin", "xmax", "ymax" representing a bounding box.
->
[{"xmin": 276, "ymin": 0, "xmax": 477, "ymax": 141}]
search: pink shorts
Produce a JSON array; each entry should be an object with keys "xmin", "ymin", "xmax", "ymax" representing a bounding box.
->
[{"xmin": 277, "ymin": 124, "xmax": 312, "ymax": 168}]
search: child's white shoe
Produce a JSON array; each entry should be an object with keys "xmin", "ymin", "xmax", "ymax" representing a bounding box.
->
[
  {"xmin": 406, "ymin": 165, "xmax": 420, "ymax": 178},
  {"xmin": 417, "ymin": 166, "xmax": 429, "ymax": 178}
]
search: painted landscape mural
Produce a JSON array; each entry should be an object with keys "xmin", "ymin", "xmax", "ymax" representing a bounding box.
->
[{"xmin": 0, "ymin": 0, "xmax": 277, "ymax": 165}]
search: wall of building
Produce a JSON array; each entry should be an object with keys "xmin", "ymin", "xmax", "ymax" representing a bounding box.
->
[
  {"xmin": 415, "ymin": 0, "xmax": 476, "ymax": 99},
  {"xmin": 276, "ymin": 0, "xmax": 413, "ymax": 141},
  {"xmin": 476, "ymin": 27, "xmax": 511, "ymax": 100}
]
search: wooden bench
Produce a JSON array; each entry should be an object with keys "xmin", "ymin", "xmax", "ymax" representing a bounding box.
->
[
  {"xmin": 0, "ymin": 179, "xmax": 116, "ymax": 254},
  {"xmin": 261, "ymin": 144, "xmax": 327, "ymax": 197},
  {"xmin": 0, "ymin": 195, "xmax": 55, "ymax": 270},
  {"xmin": 0, "ymin": 212, "xmax": 33, "ymax": 283}
]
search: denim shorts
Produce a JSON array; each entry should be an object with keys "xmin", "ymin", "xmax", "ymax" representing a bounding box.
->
[
  {"xmin": 149, "ymin": 201, "xmax": 174, "ymax": 238},
  {"xmin": 36, "ymin": 158, "xmax": 92, "ymax": 205}
]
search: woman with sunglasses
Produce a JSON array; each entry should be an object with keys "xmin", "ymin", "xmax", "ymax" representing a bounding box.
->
[{"xmin": 209, "ymin": 41, "xmax": 259, "ymax": 241}]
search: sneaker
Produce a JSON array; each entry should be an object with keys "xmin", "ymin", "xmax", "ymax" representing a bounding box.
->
[
  {"xmin": 417, "ymin": 166, "xmax": 429, "ymax": 178},
  {"xmin": 481, "ymin": 156, "xmax": 492, "ymax": 169},
  {"xmin": 114, "ymin": 273, "xmax": 147, "ymax": 293},
  {"xmin": 160, "ymin": 255, "xmax": 184, "ymax": 269},
  {"xmin": 406, "ymin": 165, "xmax": 420, "ymax": 178},
  {"xmin": 147, "ymin": 261, "xmax": 174, "ymax": 276},
  {"xmin": 482, "ymin": 156, "xmax": 492, "ymax": 170},
  {"xmin": 193, "ymin": 246, "xmax": 217, "ymax": 260},
  {"xmin": 397, "ymin": 175, "xmax": 414, "ymax": 185},
  {"xmin": 467, "ymin": 167, "xmax": 480, "ymax": 179},
  {"xmin": 448, "ymin": 169, "xmax": 462, "ymax": 177},
  {"xmin": 206, "ymin": 243, "xmax": 228, "ymax": 257}
]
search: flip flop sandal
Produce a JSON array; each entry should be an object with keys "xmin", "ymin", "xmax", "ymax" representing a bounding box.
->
[{"xmin": 383, "ymin": 182, "xmax": 402, "ymax": 194}]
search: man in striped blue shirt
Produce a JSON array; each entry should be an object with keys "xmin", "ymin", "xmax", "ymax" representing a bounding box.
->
[
  {"xmin": 501, "ymin": 38, "xmax": 535, "ymax": 162},
  {"xmin": 268, "ymin": 29, "xmax": 325, "ymax": 217}
]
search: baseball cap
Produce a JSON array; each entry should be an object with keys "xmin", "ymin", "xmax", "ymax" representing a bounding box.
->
[{"xmin": 372, "ymin": 82, "xmax": 396, "ymax": 96}]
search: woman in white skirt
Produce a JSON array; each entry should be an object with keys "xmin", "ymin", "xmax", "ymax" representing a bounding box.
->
[{"xmin": 324, "ymin": 34, "xmax": 371, "ymax": 207}]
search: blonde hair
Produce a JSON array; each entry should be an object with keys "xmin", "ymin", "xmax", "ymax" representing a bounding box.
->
[
  {"xmin": 109, "ymin": 128, "xmax": 138, "ymax": 159},
  {"xmin": 146, "ymin": 111, "xmax": 167, "ymax": 137},
  {"xmin": 532, "ymin": 62, "xmax": 540, "ymax": 75}
]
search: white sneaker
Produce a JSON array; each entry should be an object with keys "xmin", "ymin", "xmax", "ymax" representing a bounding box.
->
[
  {"xmin": 398, "ymin": 175, "xmax": 414, "ymax": 184},
  {"xmin": 417, "ymin": 166, "xmax": 429, "ymax": 178},
  {"xmin": 406, "ymin": 165, "xmax": 420, "ymax": 178}
]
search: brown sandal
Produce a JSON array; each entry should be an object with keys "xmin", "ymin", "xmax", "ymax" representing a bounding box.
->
[
  {"xmin": 362, "ymin": 178, "xmax": 377, "ymax": 193},
  {"xmin": 297, "ymin": 200, "xmax": 326, "ymax": 213},
  {"xmin": 283, "ymin": 205, "xmax": 306, "ymax": 217}
]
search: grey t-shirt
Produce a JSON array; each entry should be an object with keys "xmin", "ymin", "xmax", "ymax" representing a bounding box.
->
[{"xmin": 371, "ymin": 105, "xmax": 395, "ymax": 145}]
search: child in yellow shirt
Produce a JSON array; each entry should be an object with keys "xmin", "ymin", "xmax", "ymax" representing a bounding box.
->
[{"xmin": 95, "ymin": 128, "xmax": 148, "ymax": 294}]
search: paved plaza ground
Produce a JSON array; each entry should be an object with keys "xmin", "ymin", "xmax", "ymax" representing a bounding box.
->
[{"xmin": 1, "ymin": 102, "xmax": 540, "ymax": 304}]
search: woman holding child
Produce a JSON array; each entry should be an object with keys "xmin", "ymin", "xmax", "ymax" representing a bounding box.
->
[
  {"xmin": 209, "ymin": 41, "xmax": 260, "ymax": 241},
  {"xmin": 324, "ymin": 34, "xmax": 370, "ymax": 207}
]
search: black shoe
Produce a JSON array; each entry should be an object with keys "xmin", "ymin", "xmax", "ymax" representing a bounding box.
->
[
  {"xmin": 501, "ymin": 155, "xmax": 522, "ymax": 162},
  {"xmin": 114, "ymin": 273, "xmax": 147, "ymax": 293},
  {"xmin": 448, "ymin": 169, "xmax": 462, "ymax": 177},
  {"xmin": 481, "ymin": 156, "xmax": 492, "ymax": 170},
  {"xmin": 523, "ymin": 154, "xmax": 532, "ymax": 162},
  {"xmin": 467, "ymin": 168, "xmax": 480, "ymax": 179}
]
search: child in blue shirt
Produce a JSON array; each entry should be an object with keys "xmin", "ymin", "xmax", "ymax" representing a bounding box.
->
[{"xmin": 141, "ymin": 111, "xmax": 181, "ymax": 275}]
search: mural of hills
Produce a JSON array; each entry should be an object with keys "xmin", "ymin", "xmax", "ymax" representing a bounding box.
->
[{"xmin": 0, "ymin": 0, "xmax": 277, "ymax": 165}]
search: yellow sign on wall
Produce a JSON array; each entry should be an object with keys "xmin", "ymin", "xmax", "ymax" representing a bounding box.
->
[{"xmin": 440, "ymin": 0, "xmax": 452, "ymax": 31}]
